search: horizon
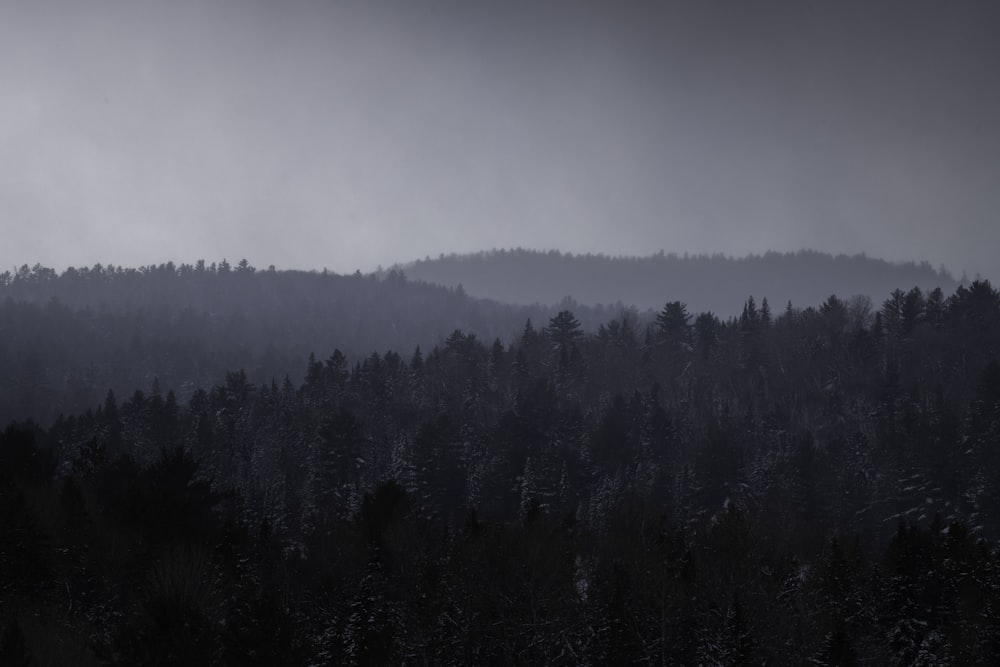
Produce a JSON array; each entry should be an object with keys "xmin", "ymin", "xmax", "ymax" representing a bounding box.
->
[
  {"xmin": 2, "ymin": 245, "xmax": 967, "ymax": 321},
  {"xmin": 1, "ymin": 246, "xmax": 967, "ymax": 283}
]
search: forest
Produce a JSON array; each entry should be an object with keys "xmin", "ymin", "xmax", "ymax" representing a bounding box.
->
[
  {"xmin": 399, "ymin": 248, "xmax": 957, "ymax": 314},
  {"xmin": 0, "ymin": 261, "xmax": 626, "ymax": 427},
  {"xmin": 2, "ymin": 262, "xmax": 1000, "ymax": 665}
]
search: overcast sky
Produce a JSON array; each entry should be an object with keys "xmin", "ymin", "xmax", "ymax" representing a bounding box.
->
[{"xmin": 3, "ymin": 0, "xmax": 998, "ymax": 279}]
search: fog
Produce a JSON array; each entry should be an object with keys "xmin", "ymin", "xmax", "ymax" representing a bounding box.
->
[{"xmin": 2, "ymin": 0, "xmax": 998, "ymax": 280}]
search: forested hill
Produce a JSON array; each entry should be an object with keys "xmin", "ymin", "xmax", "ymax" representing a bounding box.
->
[
  {"xmin": 399, "ymin": 249, "xmax": 958, "ymax": 313},
  {"xmin": 2, "ymin": 278, "xmax": 1000, "ymax": 663},
  {"xmin": 0, "ymin": 261, "xmax": 620, "ymax": 425},
  {"xmin": 0, "ymin": 256, "xmax": 963, "ymax": 426}
]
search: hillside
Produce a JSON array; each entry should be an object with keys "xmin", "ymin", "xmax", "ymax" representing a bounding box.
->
[
  {"xmin": 399, "ymin": 248, "xmax": 958, "ymax": 313},
  {"xmin": 2, "ymin": 274, "xmax": 999, "ymax": 663},
  {"xmin": 0, "ymin": 261, "xmax": 619, "ymax": 425},
  {"xmin": 0, "ymin": 253, "xmax": 962, "ymax": 426}
]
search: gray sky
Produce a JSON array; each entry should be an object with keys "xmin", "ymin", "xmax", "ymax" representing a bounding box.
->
[{"xmin": 3, "ymin": 0, "xmax": 998, "ymax": 280}]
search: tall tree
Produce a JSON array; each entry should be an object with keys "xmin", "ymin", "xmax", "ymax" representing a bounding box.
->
[{"xmin": 544, "ymin": 310, "xmax": 582, "ymax": 350}]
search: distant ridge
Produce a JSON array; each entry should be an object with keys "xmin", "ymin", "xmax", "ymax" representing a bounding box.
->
[
  {"xmin": 0, "ymin": 260, "xmax": 616, "ymax": 424},
  {"xmin": 398, "ymin": 248, "xmax": 957, "ymax": 315}
]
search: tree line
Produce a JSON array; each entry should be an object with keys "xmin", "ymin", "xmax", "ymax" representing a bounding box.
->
[
  {"xmin": 0, "ymin": 261, "xmax": 620, "ymax": 426},
  {"xmin": 399, "ymin": 248, "xmax": 957, "ymax": 314}
]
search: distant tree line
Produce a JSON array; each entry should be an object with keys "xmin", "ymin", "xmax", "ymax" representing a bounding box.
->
[
  {"xmin": 400, "ymin": 247, "xmax": 958, "ymax": 314},
  {"xmin": 0, "ymin": 261, "xmax": 621, "ymax": 425},
  {"xmin": 2, "ymin": 277, "xmax": 999, "ymax": 664}
]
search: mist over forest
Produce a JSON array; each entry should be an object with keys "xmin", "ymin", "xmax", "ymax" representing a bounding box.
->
[
  {"xmin": 3, "ymin": 247, "xmax": 1000, "ymax": 664},
  {"xmin": 0, "ymin": 250, "xmax": 956, "ymax": 426},
  {"xmin": 399, "ymin": 248, "xmax": 958, "ymax": 314},
  {"xmin": 4, "ymin": 0, "xmax": 999, "ymax": 662},
  {"xmin": 0, "ymin": 259, "xmax": 606, "ymax": 426}
]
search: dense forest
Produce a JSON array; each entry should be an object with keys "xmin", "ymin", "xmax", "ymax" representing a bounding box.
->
[
  {"xmin": 399, "ymin": 248, "xmax": 958, "ymax": 314},
  {"xmin": 0, "ymin": 261, "xmax": 625, "ymax": 426},
  {"xmin": 2, "ymin": 264, "xmax": 999, "ymax": 664},
  {"xmin": 0, "ymin": 254, "xmax": 957, "ymax": 427}
]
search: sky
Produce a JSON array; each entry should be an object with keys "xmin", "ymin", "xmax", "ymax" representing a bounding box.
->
[{"xmin": 2, "ymin": 0, "xmax": 998, "ymax": 280}]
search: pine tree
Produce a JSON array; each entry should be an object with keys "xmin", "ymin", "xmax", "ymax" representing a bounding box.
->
[
  {"xmin": 544, "ymin": 310, "xmax": 583, "ymax": 350},
  {"xmin": 654, "ymin": 301, "xmax": 691, "ymax": 343}
]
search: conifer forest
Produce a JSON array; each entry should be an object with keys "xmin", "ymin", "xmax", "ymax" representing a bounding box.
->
[{"xmin": 2, "ymin": 259, "xmax": 1000, "ymax": 665}]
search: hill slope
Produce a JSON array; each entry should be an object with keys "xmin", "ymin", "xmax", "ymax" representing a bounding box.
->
[
  {"xmin": 0, "ymin": 261, "xmax": 621, "ymax": 424},
  {"xmin": 400, "ymin": 249, "xmax": 957, "ymax": 313}
]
